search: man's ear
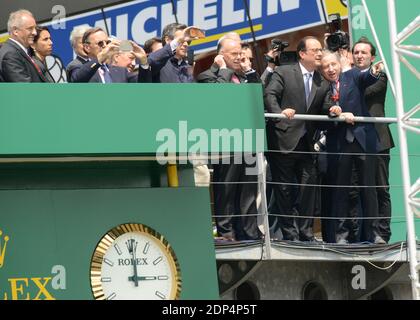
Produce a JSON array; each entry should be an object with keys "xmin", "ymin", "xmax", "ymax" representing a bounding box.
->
[
  {"xmin": 370, "ymin": 55, "xmax": 376, "ymax": 64},
  {"xmin": 83, "ymin": 43, "xmax": 89, "ymax": 56},
  {"xmin": 298, "ymin": 50, "xmax": 305, "ymax": 60},
  {"xmin": 11, "ymin": 27, "xmax": 19, "ymax": 37}
]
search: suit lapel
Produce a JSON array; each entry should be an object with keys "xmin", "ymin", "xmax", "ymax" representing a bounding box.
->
[
  {"xmin": 293, "ymin": 65, "xmax": 307, "ymax": 111},
  {"xmin": 307, "ymin": 71, "xmax": 321, "ymax": 110},
  {"xmin": 8, "ymin": 40, "xmax": 47, "ymax": 82}
]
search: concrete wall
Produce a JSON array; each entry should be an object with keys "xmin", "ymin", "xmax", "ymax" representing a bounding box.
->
[{"xmin": 220, "ymin": 260, "xmax": 412, "ymax": 300}]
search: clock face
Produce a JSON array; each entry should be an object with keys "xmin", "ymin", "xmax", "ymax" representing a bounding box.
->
[{"xmin": 90, "ymin": 223, "xmax": 181, "ymax": 300}]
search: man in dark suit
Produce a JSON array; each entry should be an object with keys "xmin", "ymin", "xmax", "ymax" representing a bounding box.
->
[
  {"xmin": 264, "ymin": 36, "xmax": 332, "ymax": 242},
  {"xmin": 0, "ymin": 10, "xmax": 46, "ymax": 82},
  {"xmin": 350, "ymin": 38, "xmax": 395, "ymax": 243},
  {"xmin": 197, "ymin": 34, "xmax": 262, "ymax": 241},
  {"xmin": 69, "ymin": 27, "xmax": 150, "ymax": 83},
  {"xmin": 320, "ymin": 50, "xmax": 386, "ymax": 244},
  {"xmin": 66, "ymin": 26, "xmax": 90, "ymax": 81}
]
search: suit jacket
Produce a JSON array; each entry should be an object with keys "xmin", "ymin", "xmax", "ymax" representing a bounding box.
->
[
  {"xmin": 33, "ymin": 55, "xmax": 55, "ymax": 83},
  {"xmin": 66, "ymin": 55, "xmax": 88, "ymax": 81},
  {"xmin": 0, "ymin": 39, "xmax": 46, "ymax": 82},
  {"xmin": 159, "ymin": 57, "xmax": 193, "ymax": 83},
  {"xmin": 364, "ymin": 72, "xmax": 394, "ymax": 151},
  {"xmin": 68, "ymin": 59, "xmax": 151, "ymax": 83},
  {"xmin": 260, "ymin": 68, "xmax": 274, "ymax": 87},
  {"xmin": 264, "ymin": 63, "xmax": 330, "ymax": 152},
  {"xmin": 196, "ymin": 64, "xmax": 261, "ymax": 83},
  {"xmin": 147, "ymin": 43, "xmax": 175, "ymax": 83},
  {"xmin": 326, "ymin": 68, "xmax": 380, "ymax": 154}
]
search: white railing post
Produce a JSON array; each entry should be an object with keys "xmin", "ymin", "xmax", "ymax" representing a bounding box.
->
[{"xmin": 387, "ymin": 0, "xmax": 420, "ymax": 300}]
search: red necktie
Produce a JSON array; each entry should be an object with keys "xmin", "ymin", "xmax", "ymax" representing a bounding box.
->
[{"xmin": 27, "ymin": 54, "xmax": 46, "ymax": 81}]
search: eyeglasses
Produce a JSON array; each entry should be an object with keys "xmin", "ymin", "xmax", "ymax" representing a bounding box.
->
[
  {"xmin": 305, "ymin": 48, "xmax": 323, "ymax": 53},
  {"xmin": 86, "ymin": 39, "xmax": 111, "ymax": 48}
]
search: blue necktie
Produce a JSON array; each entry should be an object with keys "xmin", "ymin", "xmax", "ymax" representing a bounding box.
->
[
  {"xmin": 100, "ymin": 65, "xmax": 113, "ymax": 83},
  {"xmin": 304, "ymin": 73, "xmax": 312, "ymax": 107}
]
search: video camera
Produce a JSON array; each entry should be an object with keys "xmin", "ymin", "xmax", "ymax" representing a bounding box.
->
[
  {"xmin": 265, "ymin": 39, "xmax": 298, "ymax": 66},
  {"xmin": 326, "ymin": 13, "xmax": 350, "ymax": 52}
]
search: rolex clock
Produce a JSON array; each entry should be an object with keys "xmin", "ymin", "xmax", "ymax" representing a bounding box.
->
[{"xmin": 90, "ymin": 223, "xmax": 182, "ymax": 300}]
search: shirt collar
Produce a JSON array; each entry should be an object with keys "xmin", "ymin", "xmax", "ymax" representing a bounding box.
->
[
  {"xmin": 10, "ymin": 38, "xmax": 30, "ymax": 56},
  {"xmin": 299, "ymin": 62, "xmax": 314, "ymax": 77}
]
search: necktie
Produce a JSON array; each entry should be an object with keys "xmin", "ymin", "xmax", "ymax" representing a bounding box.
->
[
  {"xmin": 331, "ymin": 80, "xmax": 340, "ymax": 102},
  {"xmin": 231, "ymin": 73, "xmax": 241, "ymax": 84},
  {"xmin": 304, "ymin": 73, "xmax": 312, "ymax": 107},
  {"xmin": 100, "ymin": 65, "xmax": 113, "ymax": 83}
]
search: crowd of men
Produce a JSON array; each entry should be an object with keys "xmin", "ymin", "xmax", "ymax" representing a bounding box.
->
[{"xmin": 0, "ymin": 10, "xmax": 393, "ymax": 245}]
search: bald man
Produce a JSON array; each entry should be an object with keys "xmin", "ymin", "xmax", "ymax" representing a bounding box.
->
[{"xmin": 196, "ymin": 35, "xmax": 262, "ymax": 241}]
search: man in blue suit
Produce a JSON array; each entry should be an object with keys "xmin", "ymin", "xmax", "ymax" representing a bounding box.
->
[
  {"xmin": 69, "ymin": 27, "xmax": 150, "ymax": 83},
  {"xmin": 320, "ymin": 50, "xmax": 386, "ymax": 244}
]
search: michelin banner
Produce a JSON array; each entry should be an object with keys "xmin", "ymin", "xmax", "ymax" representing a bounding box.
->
[{"xmin": 1, "ymin": 0, "xmax": 348, "ymax": 72}]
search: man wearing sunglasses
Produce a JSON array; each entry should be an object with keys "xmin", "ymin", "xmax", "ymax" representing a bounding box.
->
[
  {"xmin": 158, "ymin": 23, "xmax": 194, "ymax": 83},
  {"xmin": 68, "ymin": 27, "xmax": 150, "ymax": 83}
]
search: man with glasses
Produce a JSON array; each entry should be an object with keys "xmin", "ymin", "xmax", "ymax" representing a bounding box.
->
[
  {"xmin": 69, "ymin": 27, "xmax": 150, "ymax": 83},
  {"xmin": 159, "ymin": 24, "xmax": 193, "ymax": 83},
  {"xmin": 196, "ymin": 35, "xmax": 262, "ymax": 242},
  {"xmin": 0, "ymin": 9, "xmax": 46, "ymax": 82},
  {"xmin": 66, "ymin": 26, "xmax": 91, "ymax": 81},
  {"xmin": 264, "ymin": 36, "xmax": 332, "ymax": 242}
]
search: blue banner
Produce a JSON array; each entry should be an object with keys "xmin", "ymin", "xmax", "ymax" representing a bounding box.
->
[{"xmin": 2, "ymin": 0, "xmax": 325, "ymax": 70}]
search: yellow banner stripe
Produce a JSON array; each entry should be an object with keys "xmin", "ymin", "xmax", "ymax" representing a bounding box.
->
[
  {"xmin": 191, "ymin": 24, "xmax": 263, "ymax": 46},
  {"xmin": 0, "ymin": 35, "xmax": 9, "ymax": 43}
]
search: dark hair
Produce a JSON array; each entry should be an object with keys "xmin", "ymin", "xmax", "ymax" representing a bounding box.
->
[
  {"xmin": 296, "ymin": 36, "xmax": 319, "ymax": 60},
  {"xmin": 144, "ymin": 37, "xmax": 162, "ymax": 54},
  {"xmin": 82, "ymin": 27, "xmax": 105, "ymax": 44},
  {"xmin": 161, "ymin": 23, "xmax": 187, "ymax": 45},
  {"xmin": 33, "ymin": 26, "xmax": 49, "ymax": 43},
  {"xmin": 241, "ymin": 42, "xmax": 251, "ymax": 50},
  {"xmin": 352, "ymin": 37, "xmax": 376, "ymax": 56}
]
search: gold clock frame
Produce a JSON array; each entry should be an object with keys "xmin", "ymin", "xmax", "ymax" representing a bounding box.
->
[{"xmin": 90, "ymin": 223, "xmax": 182, "ymax": 300}]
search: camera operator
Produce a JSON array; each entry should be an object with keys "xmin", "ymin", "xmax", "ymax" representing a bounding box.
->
[{"xmin": 261, "ymin": 48, "xmax": 279, "ymax": 87}]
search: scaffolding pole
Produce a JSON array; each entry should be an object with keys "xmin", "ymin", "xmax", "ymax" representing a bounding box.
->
[{"xmin": 387, "ymin": 0, "xmax": 420, "ymax": 300}]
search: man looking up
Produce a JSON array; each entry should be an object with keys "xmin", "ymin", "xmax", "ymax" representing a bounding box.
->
[{"xmin": 69, "ymin": 27, "xmax": 149, "ymax": 83}]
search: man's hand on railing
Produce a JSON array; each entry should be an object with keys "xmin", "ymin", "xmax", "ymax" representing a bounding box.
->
[
  {"xmin": 281, "ymin": 108, "xmax": 296, "ymax": 119},
  {"xmin": 341, "ymin": 112, "xmax": 355, "ymax": 125},
  {"xmin": 329, "ymin": 105, "xmax": 342, "ymax": 117}
]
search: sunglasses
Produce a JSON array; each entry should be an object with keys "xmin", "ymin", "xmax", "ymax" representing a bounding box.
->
[{"xmin": 86, "ymin": 39, "xmax": 111, "ymax": 48}]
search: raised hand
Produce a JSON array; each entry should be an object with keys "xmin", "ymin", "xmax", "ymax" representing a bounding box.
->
[
  {"xmin": 130, "ymin": 41, "xmax": 148, "ymax": 65},
  {"xmin": 371, "ymin": 60, "xmax": 384, "ymax": 76}
]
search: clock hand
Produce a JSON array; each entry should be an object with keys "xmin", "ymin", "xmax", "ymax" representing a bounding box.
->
[
  {"xmin": 127, "ymin": 239, "xmax": 139, "ymax": 287},
  {"xmin": 128, "ymin": 276, "xmax": 157, "ymax": 281}
]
